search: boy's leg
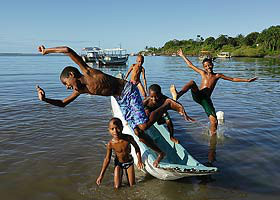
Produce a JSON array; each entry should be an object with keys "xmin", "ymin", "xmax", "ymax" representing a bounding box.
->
[
  {"xmin": 114, "ymin": 166, "xmax": 123, "ymax": 189},
  {"xmin": 133, "ymin": 127, "xmax": 165, "ymax": 167},
  {"xmin": 209, "ymin": 115, "xmax": 218, "ymax": 136},
  {"xmin": 166, "ymin": 119, "xmax": 179, "ymax": 144},
  {"xmin": 125, "ymin": 165, "xmax": 135, "ymax": 186},
  {"xmin": 208, "ymin": 134, "xmax": 217, "ymax": 164},
  {"xmin": 170, "ymin": 80, "xmax": 199, "ymax": 101},
  {"xmin": 134, "ymin": 127, "xmax": 161, "ymax": 152},
  {"xmin": 137, "ymin": 82, "xmax": 147, "ymax": 98}
]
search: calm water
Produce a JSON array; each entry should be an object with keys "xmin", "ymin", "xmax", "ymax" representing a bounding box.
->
[{"xmin": 0, "ymin": 55, "xmax": 279, "ymax": 200}]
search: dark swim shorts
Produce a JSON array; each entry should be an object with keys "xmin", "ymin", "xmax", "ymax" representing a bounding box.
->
[
  {"xmin": 114, "ymin": 157, "xmax": 134, "ymax": 169},
  {"xmin": 191, "ymin": 90, "xmax": 216, "ymax": 118}
]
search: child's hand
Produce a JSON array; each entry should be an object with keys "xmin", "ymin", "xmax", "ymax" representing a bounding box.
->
[
  {"xmin": 177, "ymin": 48, "xmax": 184, "ymax": 57},
  {"xmin": 96, "ymin": 176, "xmax": 102, "ymax": 185},
  {"xmin": 38, "ymin": 45, "xmax": 47, "ymax": 55},
  {"xmin": 248, "ymin": 77, "xmax": 258, "ymax": 82},
  {"xmin": 137, "ymin": 161, "xmax": 145, "ymax": 170},
  {"xmin": 36, "ymin": 85, "xmax": 45, "ymax": 101},
  {"xmin": 185, "ymin": 115, "xmax": 196, "ymax": 122},
  {"xmin": 181, "ymin": 112, "xmax": 195, "ymax": 122}
]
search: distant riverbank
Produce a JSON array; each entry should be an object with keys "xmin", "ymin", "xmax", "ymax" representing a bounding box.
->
[{"xmin": 141, "ymin": 25, "xmax": 280, "ymax": 58}]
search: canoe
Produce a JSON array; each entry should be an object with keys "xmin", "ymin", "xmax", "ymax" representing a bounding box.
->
[{"xmin": 111, "ymin": 96, "xmax": 218, "ymax": 180}]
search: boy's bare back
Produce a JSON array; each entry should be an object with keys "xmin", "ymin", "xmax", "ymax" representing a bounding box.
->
[{"xmin": 80, "ymin": 68, "xmax": 126, "ymax": 96}]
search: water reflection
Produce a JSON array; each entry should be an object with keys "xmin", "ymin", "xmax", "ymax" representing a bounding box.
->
[
  {"xmin": 208, "ymin": 135, "xmax": 217, "ymax": 165},
  {"xmin": 1, "ymin": 55, "xmax": 280, "ymax": 200}
]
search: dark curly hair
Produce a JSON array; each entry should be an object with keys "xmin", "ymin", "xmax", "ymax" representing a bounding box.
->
[
  {"xmin": 60, "ymin": 66, "xmax": 82, "ymax": 80},
  {"xmin": 149, "ymin": 84, "xmax": 161, "ymax": 94}
]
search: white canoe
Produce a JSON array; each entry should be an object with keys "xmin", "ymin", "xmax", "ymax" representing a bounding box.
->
[{"xmin": 111, "ymin": 96, "xmax": 218, "ymax": 180}]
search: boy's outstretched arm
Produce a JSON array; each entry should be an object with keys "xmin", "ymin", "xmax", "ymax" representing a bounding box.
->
[
  {"xmin": 96, "ymin": 143, "xmax": 112, "ymax": 186},
  {"xmin": 124, "ymin": 65, "xmax": 133, "ymax": 80},
  {"xmin": 36, "ymin": 85, "xmax": 79, "ymax": 107},
  {"xmin": 219, "ymin": 74, "xmax": 258, "ymax": 82},
  {"xmin": 177, "ymin": 49, "xmax": 204, "ymax": 74},
  {"xmin": 141, "ymin": 68, "xmax": 148, "ymax": 93},
  {"xmin": 128, "ymin": 136, "xmax": 144, "ymax": 170},
  {"xmin": 38, "ymin": 45, "xmax": 90, "ymax": 75}
]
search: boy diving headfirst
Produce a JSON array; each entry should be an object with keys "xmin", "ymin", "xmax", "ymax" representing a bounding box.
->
[
  {"xmin": 36, "ymin": 45, "xmax": 193, "ymax": 167},
  {"xmin": 170, "ymin": 49, "xmax": 257, "ymax": 136}
]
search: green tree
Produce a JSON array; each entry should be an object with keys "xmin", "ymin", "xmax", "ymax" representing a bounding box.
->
[
  {"xmin": 236, "ymin": 34, "xmax": 245, "ymax": 46},
  {"xmin": 204, "ymin": 37, "xmax": 215, "ymax": 46},
  {"xmin": 244, "ymin": 32, "xmax": 259, "ymax": 46},
  {"xmin": 227, "ymin": 37, "xmax": 238, "ymax": 47},
  {"xmin": 257, "ymin": 26, "xmax": 280, "ymax": 51},
  {"xmin": 214, "ymin": 35, "xmax": 228, "ymax": 49}
]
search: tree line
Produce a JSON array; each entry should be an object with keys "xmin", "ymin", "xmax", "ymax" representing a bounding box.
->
[{"xmin": 142, "ymin": 25, "xmax": 280, "ymax": 57}]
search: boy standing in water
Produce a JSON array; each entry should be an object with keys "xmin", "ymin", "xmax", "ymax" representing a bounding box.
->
[
  {"xmin": 143, "ymin": 84, "xmax": 195, "ymax": 144},
  {"xmin": 124, "ymin": 55, "xmax": 148, "ymax": 98},
  {"xmin": 36, "ymin": 45, "xmax": 192, "ymax": 167},
  {"xmin": 170, "ymin": 49, "xmax": 257, "ymax": 136},
  {"xmin": 96, "ymin": 118, "xmax": 144, "ymax": 188}
]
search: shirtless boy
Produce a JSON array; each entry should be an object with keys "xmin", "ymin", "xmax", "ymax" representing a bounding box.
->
[
  {"xmin": 124, "ymin": 55, "xmax": 147, "ymax": 97},
  {"xmin": 96, "ymin": 118, "xmax": 144, "ymax": 188},
  {"xmin": 170, "ymin": 49, "xmax": 257, "ymax": 136},
  {"xmin": 143, "ymin": 84, "xmax": 194, "ymax": 144},
  {"xmin": 36, "ymin": 45, "xmax": 192, "ymax": 167}
]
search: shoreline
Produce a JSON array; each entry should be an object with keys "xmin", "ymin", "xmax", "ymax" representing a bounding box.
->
[{"xmin": 140, "ymin": 53, "xmax": 280, "ymax": 59}]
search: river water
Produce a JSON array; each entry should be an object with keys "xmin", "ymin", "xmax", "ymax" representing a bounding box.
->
[{"xmin": 0, "ymin": 55, "xmax": 279, "ymax": 200}]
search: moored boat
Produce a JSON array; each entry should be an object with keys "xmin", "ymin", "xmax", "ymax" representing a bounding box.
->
[
  {"xmin": 97, "ymin": 48, "xmax": 129, "ymax": 66},
  {"xmin": 81, "ymin": 47, "xmax": 102, "ymax": 63},
  {"xmin": 217, "ymin": 52, "xmax": 231, "ymax": 58}
]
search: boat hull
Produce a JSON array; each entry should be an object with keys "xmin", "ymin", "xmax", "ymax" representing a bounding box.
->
[
  {"xmin": 98, "ymin": 55, "xmax": 129, "ymax": 65},
  {"xmin": 111, "ymin": 97, "xmax": 218, "ymax": 180}
]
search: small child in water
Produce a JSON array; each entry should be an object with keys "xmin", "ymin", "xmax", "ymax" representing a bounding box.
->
[
  {"xmin": 143, "ymin": 84, "xmax": 195, "ymax": 144},
  {"xmin": 96, "ymin": 118, "xmax": 144, "ymax": 189},
  {"xmin": 124, "ymin": 55, "xmax": 148, "ymax": 97}
]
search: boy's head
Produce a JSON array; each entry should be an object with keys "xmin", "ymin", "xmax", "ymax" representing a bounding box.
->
[
  {"xmin": 149, "ymin": 84, "xmax": 162, "ymax": 103},
  {"xmin": 60, "ymin": 66, "xmax": 83, "ymax": 90},
  {"xmin": 136, "ymin": 55, "xmax": 144, "ymax": 65},
  {"xmin": 202, "ymin": 58, "xmax": 214, "ymax": 73},
  {"xmin": 108, "ymin": 118, "xmax": 123, "ymax": 139}
]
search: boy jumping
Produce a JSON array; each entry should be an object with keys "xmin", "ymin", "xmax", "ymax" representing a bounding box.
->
[{"xmin": 170, "ymin": 49, "xmax": 257, "ymax": 136}]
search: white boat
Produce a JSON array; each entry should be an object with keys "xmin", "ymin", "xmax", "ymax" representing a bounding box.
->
[
  {"xmin": 97, "ymin": 48, "xmax": 129, "ymax": 66},
  {"xmin": 111, "ymin": 96, "xmax": 218, "ymax": 180},
  {"xmin": 217, "ymin": 52, "xmax": 231, "ymax": 58},
  {"xmin": 81, "ymin": 47, "xmax": 102, "ymax": 63}
]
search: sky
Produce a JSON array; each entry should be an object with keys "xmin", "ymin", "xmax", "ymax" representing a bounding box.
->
[{"xmin": 0, "ymin": 0, "xmax": 279, "ymax": 53}]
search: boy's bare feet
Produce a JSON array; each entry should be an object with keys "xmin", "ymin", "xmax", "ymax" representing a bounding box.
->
[
  {"xmin": 170, "ymin": 85, "xmax": 178, "ymax": 101},
  {"xmin": 153, "ymin": 152, "xmax": 165, "ymax": 167},
  {"xmin": 170, "ymin": 136, "xmax": 179, "ymax": 144}
]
